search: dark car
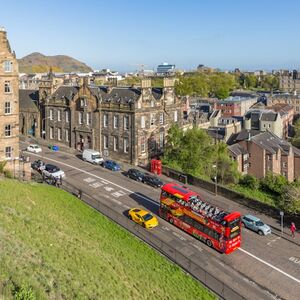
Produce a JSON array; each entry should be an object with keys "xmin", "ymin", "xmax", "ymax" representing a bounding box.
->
[
  {"xmin": 126, "ymin": 168, "xmax": 145, "ymax": 181},
  {"xmin": 142, "ymin": 174, "xmax": 163, "ymax": 188},
  {"xmin": 31, "ymin": 160, "xmax": 45, "ymax": 172},
  {"xmin": 102, "ymin": 160, "xmax": 121, "ymax": 171}
]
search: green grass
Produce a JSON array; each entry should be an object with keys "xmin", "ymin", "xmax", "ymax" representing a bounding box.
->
[
  {"xmin": 229, "ymin": 184, "xmax": 277, "ymax": 206},
  {"xmin": 0, "ymin": 179, "xmax": 215, "ymax": 300}
]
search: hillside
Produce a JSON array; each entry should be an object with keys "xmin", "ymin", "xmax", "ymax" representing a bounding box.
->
[
  {"xmin": 18, "ymin": 52, "xmax": 93, "ymax": 73},
  {"xmin": 0, "ymin": 179, "xmax": 214, "ymax": 300}
]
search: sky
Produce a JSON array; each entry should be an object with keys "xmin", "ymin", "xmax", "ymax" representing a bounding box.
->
[{"xmin": 1, "ymin": 0, "xmax": 300, "ymax": 72}]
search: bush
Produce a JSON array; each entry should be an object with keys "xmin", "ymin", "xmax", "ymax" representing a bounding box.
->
[
  {"xmin": 0, "ymin": 161, "xmax": 7, "ymax": 174},
  {"xmin": 239, "ymin": 174, "xmax": 259, "ymax": 190},
  {"xmin": 3, "ymin": 169, "xmax": 13, "ymax": 179},
  {"xmin": 260, "ymin": 172, "xmax": 288, "ymax": 195}
]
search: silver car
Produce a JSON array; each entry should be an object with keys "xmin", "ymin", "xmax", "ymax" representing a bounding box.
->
[{"xmin": 242, "ymin": 214, "xmax": 271, "ymax": 236}]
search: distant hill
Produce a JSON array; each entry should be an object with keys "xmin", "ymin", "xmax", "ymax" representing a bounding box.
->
[{"xmin": 18, "ymin": 52, "xmax": 93, "ymax": 73}]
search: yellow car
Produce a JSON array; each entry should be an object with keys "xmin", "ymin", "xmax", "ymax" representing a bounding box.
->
[{"xmin": 128, "ymin": 208, "xmax": 159, "ymax": 229}]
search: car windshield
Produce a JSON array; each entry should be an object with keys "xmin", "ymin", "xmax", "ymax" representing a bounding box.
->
[
  {"xmin": 143, "ymin": 213, "xmax": 153, "ymax": 221},
  {"xmin": 256, "ymin": 221, "xmax": 264, "ymax": 226},
  {"xmin": 47, "ymin": 165, "xmax": 59, "ymax": 172},
  {"xmin": 33, "ymin": 145, "xmax": 39, "ymax": 148},
  {"xmin": 92, "ymin": 154, "xmax": 101, "ymax": 159}
]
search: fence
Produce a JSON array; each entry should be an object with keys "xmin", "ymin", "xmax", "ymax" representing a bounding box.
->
[{"xmin": 60, "ymin": 180, "xmax": 247, "ymax": 300}]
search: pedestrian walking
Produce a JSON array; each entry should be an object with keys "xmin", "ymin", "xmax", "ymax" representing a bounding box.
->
[
  {"xmin": 290, "ymin": 222, "xmax": 296, "ymax": 238},
  {"xmin": 77, "ymin": 189, "xmax": 82, "ymax": 199}
]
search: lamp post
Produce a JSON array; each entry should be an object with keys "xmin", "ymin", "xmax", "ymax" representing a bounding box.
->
[
  {"xmin": 280, "ymin": 211, "xmax": 284, "ymax": 236},
  {"xmin": 212, "ymin": 164, "xmax": 218, "ymax": 195},
  {"xmin": 42, "ymin": 116, "xmax": 51, "ymax": 139}
]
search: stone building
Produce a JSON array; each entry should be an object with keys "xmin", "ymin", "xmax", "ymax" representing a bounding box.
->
[
  {"xmin": 19, "ymin": 89, "xmax": 40, "ymax": 137},
  {"xmin": 0, "ymin": 27, "xmax": 20, "ymax": 167},
  {"xmin": 279, "ymin": 70, "xmax": 300, "ymax": 93},
  {"xmin": 228, "ymin": 131, "xmax": 300, "ymax": 182},
  {"xmin": 42, "ymin": 77, "xmax": 183, "ymax": 165}
]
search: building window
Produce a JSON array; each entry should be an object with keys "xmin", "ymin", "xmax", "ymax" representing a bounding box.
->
[
  {"xmin": 4, "ymin": 81, "xmax": 11, "ymax": 93},
  {"xmin": 104, "ymin": 114, "xmax": 108, "ymax": 127},
  {"xmin": 141, "ymin": 116, "xmax": 146, "ymax": 128},
  {"xmin": 159, "ymin": 132, "xmax": 164, "ymax": 148},
  {"xmin": 79, "ymin": 112, "xmax": 83, "ymax": 124},
  {"xmin": 268, "ymin": 124, "xmax": 271, "ymax": 128},
  {"xmin": 104, "ymin": 135, "xmax": 109, "ymax": 149},
  {"xmin": 174, "ymin": 110, "xmax": 178, "ymax": 122},
  {"xmin": 65, "ymin": 129, "xmax": 69, "ymax": 142},
  {"xmin": 87, "ymin": 112, "xmax": 91, "ymax": 125},
  {"xmin": 57, "ymin": 110, "xmax": 61, "ymax": 121},
  {"xmin": 114, "ymin": 115, "xmax": 119, "ymax": 129},
  {"xmin": 4, "ymin": 102, "xmax": 11, "ymax": 114},
  {"xmin": 4, "ymin": 61, "xmax": 13, "ymax": 72},
  {"xmin": 5, "ymin": 146, "xmax": 12, "ymax": 158},
  {"xmin": 57, "ymin": 128, "xmax": 62, "ymax": 140},
  {"xmin": 282, "ymin": 162, "xmax": 287, "ymax": 168},
  {"xmin": 159, "ymin": 113, "xmax": 164, "ymax": 125},
  {"xmin": 124, "ymin": 137, "xmax": 129, "ymax": 153},
  {"xmin": 150, "ymin": 114, "xmax": 155, "ymax": 126},
  {"xmin": 150, "ymin": 100, "xmax": 154, "ymax": 107},
  {"xmin": 5, "ymin": 124, "xmax": 11, "ymax": 137},
  {"xmin": 141, "ymin": 136, "xmax": 146, "ymax": 153},
  {"xmin": 65, "ymin": 111, "xmax": 69, "ymax": 122},
  {"xmin": 50, "ymin": 127, "xmax": 54, "ymax": 139},
  {"xmin": 124, "ymin": 116, "xmax": 129, "ymax": 130},
  {"xmin": 113, "ymin": 136, "xmax": 118, "ymax": 151},
  {"xmin": 49, "ymin": 109, "xmax": 53, "ymax": 120}
]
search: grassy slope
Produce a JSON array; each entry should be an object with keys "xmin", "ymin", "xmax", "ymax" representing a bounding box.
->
[{"xmin": 0, "ymin": 179, "xmax": 215, "ymax": 300}]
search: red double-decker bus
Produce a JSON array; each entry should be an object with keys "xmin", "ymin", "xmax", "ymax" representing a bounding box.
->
[{"xmin": 159, "ymin": 182, "xmax": 241, "ymax": 254}]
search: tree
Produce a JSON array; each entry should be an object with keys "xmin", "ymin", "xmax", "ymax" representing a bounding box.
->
[
  {"xmin": 291, "ymin": 119, "xmax": 300, "ymax": 148},
  {"xmin": 278, "ymin": 184, "xmax": 300, "ymax": 214},
  {"xmin": 244, "ymin": 74, "xmax": 257, "ymax": 89},
  {"xmin": 260, "ymin": 172, "xmax": 288, "ymax": 195},
  {"xmin": 208, "ymin": 73, "xmax": 236, "ymax": 99},
  {"xmin": 239, "ymin": 174, "xmax": 259, "ymax": 190}
]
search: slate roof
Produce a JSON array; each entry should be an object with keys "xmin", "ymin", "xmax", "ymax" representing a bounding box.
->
[
  {"xmin": 260, "ymin": 112, "xmax": 278, "ymax": 122},
  {"xmin": 52, "ymin": 86, "xmax": 79, "ymax": 101},
  {"xmin": 228, "ymin": 143, "xmax": 248, "ymax": 156},
  {"xmin": 227, "ymin": 129, "xmax": 261, "ymax": 145},
  {"xmin": 19, "ymin": 89, "xmax": 39, "ymax": 111},
  {"xmin": 250, "ymin": 131, "xmax": 292, "ymax": 155},
  {"xmin": 98, "ymin": 86, "xmax": 141, "ymax": 103}
]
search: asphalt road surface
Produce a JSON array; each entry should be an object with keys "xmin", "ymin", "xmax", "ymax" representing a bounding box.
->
[{"xmin": 25, "ymin": 146, "xmax": 300, "ymax": 300}]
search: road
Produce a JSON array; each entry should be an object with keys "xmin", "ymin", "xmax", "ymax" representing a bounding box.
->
[{"xmin": 25, "ymin": 146, "xmax": 300, "ymax": 300}]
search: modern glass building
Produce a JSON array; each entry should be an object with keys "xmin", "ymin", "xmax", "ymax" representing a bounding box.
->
[{"xmin": 157, "ymin": 62, "xmax": 175, "ymax": 74}]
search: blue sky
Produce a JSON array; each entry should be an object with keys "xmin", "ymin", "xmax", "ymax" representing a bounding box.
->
[{"xmin": 2, "ymin": 0, "xmax": 300, "ymax": 72}]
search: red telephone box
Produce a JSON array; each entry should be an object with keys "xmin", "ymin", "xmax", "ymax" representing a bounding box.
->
[{"xmin": 151, "ymin": 159, "xmax": 162, "ymax": 175}]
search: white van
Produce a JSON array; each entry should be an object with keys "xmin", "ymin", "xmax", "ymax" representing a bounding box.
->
[{"xmin": 82, "ymin": 149, "xmax": 104, "ymax": 165}]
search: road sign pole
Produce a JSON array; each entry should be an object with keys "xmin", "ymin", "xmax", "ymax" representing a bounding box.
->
[{"xmin": 280, "ymin": 211, "xmax": 284, "ymax": 236}]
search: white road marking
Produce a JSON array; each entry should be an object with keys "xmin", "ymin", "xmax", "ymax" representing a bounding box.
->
[
  {"xmin": 239, "ymin": 248, "xmax": 300, "ymax": 283},
  {"xmin": 289, "ymin": 257, "xmax": 300, "ymax": 265},
  {"xmin": 161, "ymin": 226, "xmax": 171, "ymax": 231},
  {"xmin": 172, "ymin": 231, "xmax": 186, "ymax": 241},
  {"xmin": 28, "ymin": 152, "xmax": 300, "ymax": 284},
  {"xmin": 112, "ymin": 191, "xmax": 126, "ymax": 198},
  {"xmin": 267, "ymin": 236, "xmax": 281, "ymax": 246},
  {"xmin": 191, "ymin": 243, "xmax": 203, "ymax": 252},
  {"xmin": 84, "ymin": 177, "xmax": 96, "ymax": 183},
  {"xmin": 104, "ymin": 186, "xmax": 114, "ymax": 192},
  {"xmin": 123, "ymin": 204, "xmax": 130, "ymax": 209},
  {"xmin": 27, "ymin": 152, "xmax": 160, "ymax": 206},
  {"xmin": 89, "ymin": 182, "xmax": 103, "ymax": 188}
]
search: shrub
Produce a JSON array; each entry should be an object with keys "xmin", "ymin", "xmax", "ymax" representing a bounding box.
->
[
  {"xmin": 0, "ymin": 161, "xmax": 7, "ymax": 174},
  {"xmin": 3, "ymin": 169, "xmax": 13, "ymax": 179},
  {"xmin": 14, "ymin": 285, "xmax": 36, "ymax": 300},
  {"xmin": 239, "ymin": 174, "xmax": 259, "ymax": 190},
  {"xmin": 260, "ymin": 172, "xmax": 288, "ymax": 195}
]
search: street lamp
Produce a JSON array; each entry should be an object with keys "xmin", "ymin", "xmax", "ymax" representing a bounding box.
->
[
  {"xmin": 42, "ymin": 116, "xmax": 51, "ymax": 139},
  {"xmin": 212, "ymin": 164, "xmax": 218, "ymax": 195}
]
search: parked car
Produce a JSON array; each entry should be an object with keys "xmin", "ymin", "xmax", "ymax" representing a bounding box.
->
[
  {"xmin": 128, "ymin": 208, "xmax": 158, "ymax": 229},
  {"xmin": 31, "ymin": 160, "xmax": 45, "ymax": 172},
  {"xmin": 82, "ymin": 149, "xmax": 104, "ymax": 165},
  {"xmin": 27, "ymin": 144, "xmax": 42, "ymax": 153},
  {"xmin": 126, "ymin": 168, "xmax": 144, "ymax": 181},
  {"xmin": 241, "ymin": 214, "xmax": 271, "ymax": 236},
  {"xmin": 42, "ymin": 164, "xmax": 65, "ymax": 179},
  {"xmin": 102, "ymin": 160, "xmax": 121, "ymax": 171},
  {"xmin": 142, "ymin": 174, "xmax": 163, "ymax": 188}
]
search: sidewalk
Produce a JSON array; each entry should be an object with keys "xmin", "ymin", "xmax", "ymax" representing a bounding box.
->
[{"xmin": 120, "ymin": 161, "xmax": 300, "ymax": 247}]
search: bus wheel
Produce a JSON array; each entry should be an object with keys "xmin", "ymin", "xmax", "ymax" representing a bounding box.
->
[
  {"xmin": 169, "ymin": 218, "xmax": 174, "ymax": 224},
  {"xmin": 206, "ymin": 239, "xmax": 212, "ymax": 247}
]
